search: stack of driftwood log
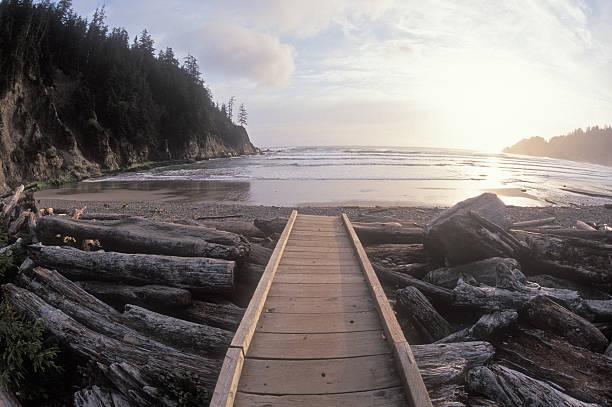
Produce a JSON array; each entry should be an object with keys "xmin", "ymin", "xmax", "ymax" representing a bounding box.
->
[{"xmin": 1, "ymin": 185, "xmax": 611, "ymax": 406}]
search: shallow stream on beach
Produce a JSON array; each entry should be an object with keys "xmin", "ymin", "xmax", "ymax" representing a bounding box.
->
[{"xmin": 38, "ymin": 146, "xmax": 612, "ymax": 207}]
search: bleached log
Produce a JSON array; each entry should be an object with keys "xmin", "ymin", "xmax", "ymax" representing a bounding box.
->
[
  {"xmin": 1, "ymin": 185, "xmax": 24, "ymax": 219},
  {"xmin": 511, "ymin": 217, "xmax": 556, "ymax": 229},
  {"xmin": 375, "ymin": 263, "xmax": 454, "ymax": 305},
  {"xmin": 453, "ymin": 279, "xmax": 593, "ymax": 319},
  {"xmin": 424, "ymin": 258, "xmax": 525, "ymax": 289},
  {"xmin": 516, "ymin": 231, "xmax": 612, "ymax": 288},
  {"xmin": 196, "ymin": 219, "xmax": 264, "ymax": 238},
  {"xmin": 396, "ymin": 287, "xmax": 452, "ymax": 343},
  {"xmin": 35, "ymin": 216, "xmax": 250, "ymax": 260},
  {"xmin": 247, "ymin": 244, "xmax": 273, "ymax": 266},
  {"xmin": 76, "ymin": 281, "xmax": 192, "ymax": 310},
  {"xmin": 2, "ymin": 284, "xmax": 222, "ymax": 406},
  {"xmin": 496, "ymin": 328, "xmax": 612, "ymax": 405},
  {"xmin": 467, "ymin": 364, "xmax": 597, "ymax": 407},
  {"xmin": 73, "ymin": 386, "xmax": 131, "ymax": 407},
  {"xmin": 254, "ymin": 217, "xmax": 288, "ymax": 235},
  {"xmin": 365, "ymin": 243, "xmax": 433, "ymax": 265},
  {"xmin": 428, "ymin": 384, "xmax": 467, "ymax": 407},
  {"xmin": 523, "ymin": 295, "xmax": 607, "ymax": 352},
  {"xmin": 122, "ymin": 304, "xmax": 231, "ymax": 357},
  {"xmin": 412, "ymin": 341, "xmax": 494, "ymax": 387},
  {"xmin": 29, "ymin": 245, "xmax": 234, "ymax": 293},
  {"xmin": 436, "ymin": 310, "xmax": 518, "ymax": 344},
  {"xmin": 176, "ymin": 300, "xmax": 244, "ymax": 331},
  {"xmin": 351, "ymin": 222, "xmax": 424, "ymax": 245},
  {"xmin": 424, "ymin": 194, "xmax": 524, "ymax": 265}
]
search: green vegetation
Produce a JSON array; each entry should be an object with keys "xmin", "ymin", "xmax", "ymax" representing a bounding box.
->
[
  {"xmin": 0, "ymin": 0, "xmax": 253, "ymax": 167},
  {"xmin": 0, "ymin": 301, "xmax": 63, "ymax": 401},
  {"xmin": 504, "ymin": 126, "xmax": 612, "ymax": 166}
]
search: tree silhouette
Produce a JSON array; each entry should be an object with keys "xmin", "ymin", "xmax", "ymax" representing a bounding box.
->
[
  {"xmin": 238, "ymin": 103, "xmax": 248, "ymax": 127},
  {"xmin": 227, "ymin": 96, "xmax": 235, "ymax": 122}
]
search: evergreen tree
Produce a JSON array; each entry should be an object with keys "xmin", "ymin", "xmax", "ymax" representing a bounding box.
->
[
  {"xmin": 136, "ymin": 28, "xmax": 155, "ymax": 56},
  {"xmin": 182, "ymin": 54, "xmax": 202, "ymax": 85},
  {"xmin": 158, "ymin": 47, "xmax": 178, "ymax": 66},
  {"xmin": 220, "ymin": 103, "xmax": 227, "ymax": 117},
  {"xmin": 227, "ymin": 96, "xmax": 235, "ymax": 122},
  {"xmin": 238, "ymin": 103, "xmax": 248, "ymax": 127}
]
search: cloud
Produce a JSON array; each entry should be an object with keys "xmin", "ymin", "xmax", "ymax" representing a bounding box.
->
[{"xmin": 194, "ymin": 23, "xmax": 295, "ymax": 87}]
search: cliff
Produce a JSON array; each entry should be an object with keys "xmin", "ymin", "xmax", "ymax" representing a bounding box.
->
[
  {"xmin": 504, "ymin": 127, "xmax": 612, "ymax": 167},
  {"xmin": 0, "ymin": 1, "xmax": 257, "ymax": 193}
]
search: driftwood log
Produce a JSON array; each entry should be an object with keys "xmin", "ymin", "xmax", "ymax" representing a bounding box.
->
[
  {"xmin": 428, "ymin": 384, "xmax": 467, "ymax": 407},
  {"xmin": 247, "ymin": 244, "xmax": 273, "ymax": 266},
  {"xmin": 1, "ymin": 184, "xmax": 24, "ymax": 219},
  {"xmin": 122, "ymin": 304, "xmax": 231, "ymax": 357},
  {"xmin": 73, "ymin": 386, "xmax": 131, "ymax": 407},
  {"xmin": 176, "ymin": 300, "xmax": 244, "ymax": 331},
  {"xmin": 2, "ymin": 284, "xmax": 222, "ymax": 406},
  {"xmin": 522, "ymin": 295, "xmax": 608, "ymax": 352},
  {"xmin": 437, "ymin": 310, "xmax": 518, "ymax": 344},
  {"xmin": 425, "ymin": 194, "xmax": 525, "ymax": 265},
  {"xmin": 351, "ymin": 222, "xmax": 424, "ymax": 245},
  {"xmin": 254, "ymin": 217, "xmax": 288, "ymax": 236},
  {"xmin": 516, "ymin": 231, "xmax": 612, "ymax": 288},
  {"xmin": 35, "ymin": 216, "xmax": 250, "ymax": 260},
  {"xmin": 396, "ymin": 287, "xmax": 452, "ymax": 343},
  {"xmin": 196, "ymin": 219, "xmax": 264, "ymax": 238},
  {"xmin": 424, "ymin": 257, "xmax": 525, "ymax": 289},
  {"xmin": 365, "ymin": 243, "xmax": 433, "ymax": 265},
  {"xmin": 375, "ymin": 263, "xmax": 454, "ymax": 305},
  {"xmin": 29, "ymin": 245, "xmax": 234, "ymax": 293},
  {"xmin": 467, "ymin": 364, "xmax": 597, "ymax": 406},
  {"xmin": 412, "ymin": 341, "xmax": 495, "ymax": 387},
  {"xmin": 76, "ymin": 281, "xmax": 192, "ymax": 310},
  {"xmin": 453, "ymin": 279, "xmax": 593, "ymax": 319},
  {"xmin": 496, "ymin": 328, "xmax": 612, "ymax": 406},
  {"xmin": 529, "ymin": 274, "xmax": 611, "ymax": 300},
  {"xmin": 235, "ymin": 262, "xmax": 265, "ymax": 287}
]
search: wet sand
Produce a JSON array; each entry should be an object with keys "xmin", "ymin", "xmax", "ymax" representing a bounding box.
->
[{"xmin": 37, "ymin": 179, "xmax": 551, "ymax": 207}]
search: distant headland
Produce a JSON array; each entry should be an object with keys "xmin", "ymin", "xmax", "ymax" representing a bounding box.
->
[{"xmin": 504, "ymin": 126, "xmax": 612, "ymax": 167}]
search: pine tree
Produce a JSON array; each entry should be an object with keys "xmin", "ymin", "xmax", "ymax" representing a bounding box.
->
[
  {"xmin": 158, "ymin": 47, "xmax": 178, "ymax": 66},
  {"xmin": 220, "ymin": 103, "xmax": 227, "ymax": 117},
  {"xmin": 238, "ymin": 103, "xmax": 248, "ymax": 127},
  {"xmin": 182, "ymin": 54, "xmax": 203, "ymax": 85},
  {"xmin": 137, "ymin": 29, "xmax": 155, "ymax": 56},
  {"xmin": 227, "ymin": 96, "xmax": 235, "ymax": 122}
]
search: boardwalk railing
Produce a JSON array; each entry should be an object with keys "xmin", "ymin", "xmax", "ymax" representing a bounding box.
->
[{"xmin": 210, "ymin": 211, "xmax": 432, "ymax": 406}]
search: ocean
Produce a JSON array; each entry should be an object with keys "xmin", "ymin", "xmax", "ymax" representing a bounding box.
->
[{"xmin": 39, "ymin": 146, "xmax": 612, "ymax": 207}]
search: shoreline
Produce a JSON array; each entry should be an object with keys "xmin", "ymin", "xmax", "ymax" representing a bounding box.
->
[{"xmin": 37, "ymin": 197, "xmax": 612, "ymax": 228}]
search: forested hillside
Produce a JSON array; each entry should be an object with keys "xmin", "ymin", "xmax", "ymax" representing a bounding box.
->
[
  {"xmin": 504, "ymin": 126, "xmax": 612, "ymax": 167},
  {"xmin": 0, "ymin": 0, "xmax": 257, "ymax": 192}
]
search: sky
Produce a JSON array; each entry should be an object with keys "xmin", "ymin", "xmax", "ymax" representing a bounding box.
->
[{"xmin": 71, "ymin": 0, "xmax": 612, "ymax": 151}]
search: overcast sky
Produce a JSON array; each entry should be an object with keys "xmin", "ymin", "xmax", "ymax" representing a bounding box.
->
[{"xmin": 72, "ymin": 0, "xmax": 612, "ymax": 151}]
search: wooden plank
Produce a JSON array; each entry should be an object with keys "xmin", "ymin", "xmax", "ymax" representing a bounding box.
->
[
  {"xmin": 268, "ymin": 283, "xmax": 369, "ymax": 298},
  {"xmin": 248, "ymin": 330, "xmax": 390, "ymax": 359},
  {"xmin": 280, "ymin": 259, "xmax": 358, "ymax": 266},
  {"xmin": 264, "ymin": 295, "xmax": 375, "ymax": 314},
  {"xmin": 276, "ymin": 265, "xmax": 361, "ymax": 274},
  {"xmin": 274, "ymin": 273, "xmax": 365, "ymax": 284},
  {"xmin": 291, "ymin": 231, "xmax": 347, "ymax": 237},
  {"xmin": 281, "ymin": 251, "xmax": 357, "ymax": 260},
  {"xmin": 296, "ymin": 214, "xmax": 340, "ymax": 221},
  {"xmin": 234, "ymin": 388, "xmax": 406, "ymax": 407},
  {"xmin": 238, "ymin": 354, "xmax": 401, "ymax": 395},
  {"xmin": 342, "ymin": 214, "xmax": 432, "ymax": 407},
  {"xmin": 284, "ymin": 246, "xmax": 355, "ymax": 253},
  {"xmin": 209, "ymin": 347, "xmax": 244, "ymax": 407},
  {"xmin": 230, "ymin": 210, "xmax": 298, "ymax": 352},
  {"xmin": 256, "ymin": 311, "xmax": 381, "ymax": 333},
  {"xmin": 292, "ymin": 226, "xmax": 345, "ymax": 232}
]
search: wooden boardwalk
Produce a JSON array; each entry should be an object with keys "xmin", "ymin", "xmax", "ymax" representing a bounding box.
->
[{"xmin": 211, "ymin": 212, "xmax": 432, "ymax": 406}]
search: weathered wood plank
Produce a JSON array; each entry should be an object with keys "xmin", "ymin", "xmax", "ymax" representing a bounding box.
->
[
  {"xmin": 277, "ymin": 265, "xmax": 361, "ymax": 274},
  {"xmin": 279, "ymin": 258, "xmax": 359, "ymax": 266},
  {"xmin": 248, "ymin": 330, "xmax": 390, "ymax": 359},
  {"xmin": 256, "ymin": 311, "xmax": 381, "ymax": 333},
  {"xmin": 238, "ymin": 354, "xmax": 401, "ymax": 395},
  {"xmin": 264, "ymin": 295, "xmax": 375, "ymax": 313},
  {"xmin": 274, "ymin": 273, "xmax": 365, "ymax": 284},
  {"xmin": 280, "ymin": 251, "xmax": 357, "ymax": 260},
  {"xmin": 268, "ymin": 283, "xmax": 369, "ymax": 298},
  {"xmin": 234, "ymin": 387, "xmax": 407, "ymax": 406}
]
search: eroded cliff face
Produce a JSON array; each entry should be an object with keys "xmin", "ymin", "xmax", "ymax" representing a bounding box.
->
[{"xmin": 0, "ymin": 73, "xmax": 257, "ymax": 193}]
